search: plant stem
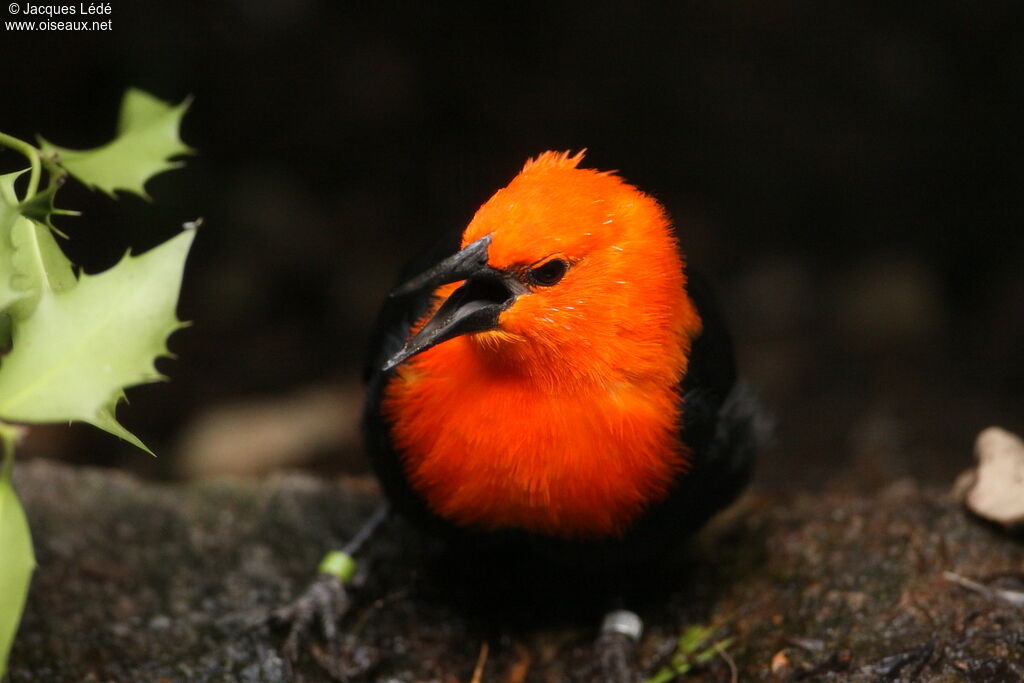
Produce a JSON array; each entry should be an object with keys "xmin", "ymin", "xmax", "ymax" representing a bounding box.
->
[{"xmin": 0, "ymin": 131, "xmax": 42, "ymax": 201}]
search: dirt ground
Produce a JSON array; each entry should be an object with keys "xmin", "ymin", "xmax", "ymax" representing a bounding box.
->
[{"xmin": 9, "ymin": 459, "xmax": 1024, "ymax": 682}]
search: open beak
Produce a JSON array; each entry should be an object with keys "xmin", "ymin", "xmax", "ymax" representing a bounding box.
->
[{"xmin": 383, "ymin": 234, "xmax": 522, "ymax": 371}]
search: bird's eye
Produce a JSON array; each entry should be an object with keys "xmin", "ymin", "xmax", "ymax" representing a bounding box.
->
[{"xmin": 527, "ymin": 258, "xmax": 568, "ymax": 287}]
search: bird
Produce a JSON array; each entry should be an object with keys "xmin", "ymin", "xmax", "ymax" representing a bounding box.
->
[
  {"xmin": 279, "ymin": 150, "xmax": 762, "ymax": 678},
  {"xmin": 365, "ymin": 149, "xmax": 757, "ymax": 554},
  {"xmin": 362, "ymin": 150, "xmax": 760, "ymax": 664}
]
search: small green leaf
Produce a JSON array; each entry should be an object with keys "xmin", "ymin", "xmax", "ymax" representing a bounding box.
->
[
  {"xmin": 645, "ymin": 668, "xmax": 676, "ymax": 683},
  {"xmin": 0, "ymin": 428, "xmax": 35, "ymax": 679},
  {"xmin": 0, "ymin": 171, "xmax": 77, "ymax": 318},
  {"xmin": 0, "ymin": 229, "xmax": 195, "ymax": 451},
  {"xmin": 645, "ymin": 625, "xmax": 731, "ymax": 683},
  {"xmin": 19, "ymin": 180, "xmax": 79, "ymax": 234},
  {"xmin": 39, "ymin": 89, "xmax": 193, "ymax": 199},
  {"xmin": 678, "ymin": 625, "xmax": 713, "ymax": 654}
]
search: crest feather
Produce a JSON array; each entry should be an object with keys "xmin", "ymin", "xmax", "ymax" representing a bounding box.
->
[{"xmin": 521, "ymin": 149, "xmax": 587, "ymax": 172}]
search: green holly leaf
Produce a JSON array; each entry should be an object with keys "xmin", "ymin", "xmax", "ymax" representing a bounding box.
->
[
  {"xmin": 5, "ymin": 217, "xmax": 77, "ymax": 321},
  {"xmin": 39, "ymin": 89, "xmax": 193, "ymax": 199},
  {"xmin": 0, "ymin": 171, "xmax": 29, "ymax": 313},
  {"xmin": 0, "ymin": 171, "xmax": 22, "ymax": 217},
  {"xmin": 0, "ymin": 429, "xmax": 35, "ymax": 680},
  {"xmin": 0, "ymin": 229, "xmax": 195, "ymax": 452}
]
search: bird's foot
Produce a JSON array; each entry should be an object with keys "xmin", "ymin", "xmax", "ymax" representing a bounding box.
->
[
  {"xmin": 273, "ymin": 505, "xmax": 390, "ymax": 663},
  {"xmin": 273, "ymin": 553, "xmax": 356, "ymax": 662},
  {"xmin": 595, "ymin": 609, "xmax": 643, "ymax": 683}
]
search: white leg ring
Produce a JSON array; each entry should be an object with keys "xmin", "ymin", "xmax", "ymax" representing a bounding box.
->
[{"xmin": 600, "ymin": 609, "xmax": 643, "ymax": 641}]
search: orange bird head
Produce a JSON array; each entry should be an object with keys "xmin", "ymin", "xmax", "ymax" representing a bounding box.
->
[
  {"xmin": 384, "ymin": 150, "xmax": 701, "ymax": 390},
  {"xmin": 381, "ymin": 151, "xmax": 706, "ymax": 538}
]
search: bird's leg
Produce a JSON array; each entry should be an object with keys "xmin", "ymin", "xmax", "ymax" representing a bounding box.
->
[
  {"xmin": 595, "ymin": 606, "xmax": 644, "ymax": 683},
  {"xmin": 273, "ymin": 503, "xmax": 390, "ymax": 661}
]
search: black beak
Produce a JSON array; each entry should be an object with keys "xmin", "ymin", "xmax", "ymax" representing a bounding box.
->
[
  {"xmin": 390, "ymin": 233, "xmax": 493, "ymax": 298},
  {"xmin": 383, "ymin": 234, "xmax": 522, "ymax": 371}
]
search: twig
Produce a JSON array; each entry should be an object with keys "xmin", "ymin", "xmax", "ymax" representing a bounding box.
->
[
  {"xmin": 506, "ymin": 643, "xmax": 531, "ymax": 683},
  {"xmin": 715, "ymin": 640, "xmax": 738, "ymax": 683},
  {"xmin": 470, "ymin": 641, "xmax": 489, "ymax": 683},
  {"xmin": 349, "ymin": 586, "xmax": 412, "ymax": 636},
  {"xmin": 944, "ymin": 571, "xmax": 1024, "ymax": 607}
]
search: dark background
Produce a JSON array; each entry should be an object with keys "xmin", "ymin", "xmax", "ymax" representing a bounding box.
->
[{"xmin": 2, "ymin": 1, "xmax": 1021, "ymax": 492}]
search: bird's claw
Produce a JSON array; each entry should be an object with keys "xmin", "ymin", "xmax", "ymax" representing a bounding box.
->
[
  {"xmin": 595, "ymin": 632, "xmax": 639, "ymax": 683},
  {"xmin": 595, "ymin": 609, "xmax": 643, "ymax": 683},
  {"xmin": 274, "ymin": 571, "xmax": 351, "ymax": 661}
]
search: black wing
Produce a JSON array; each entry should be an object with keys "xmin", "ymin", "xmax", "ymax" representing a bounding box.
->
[
  {"xmin": 675, "ymin": 264, "xmax": 760, "ymax": 515},
  {"xmin": 362, "ymin": 228, "xmax": 471, "ymax": 533}
]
